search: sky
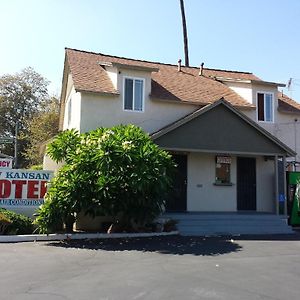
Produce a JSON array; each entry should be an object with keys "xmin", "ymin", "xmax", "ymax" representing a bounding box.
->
[{"xmin": 0, "ymin": 0, "xmax": 300, "ymax": 101}]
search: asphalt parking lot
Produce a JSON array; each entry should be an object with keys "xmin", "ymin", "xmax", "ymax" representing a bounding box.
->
[{"xmin": 1, "ymin": 235, "xmax": 300, "ymax": 300}]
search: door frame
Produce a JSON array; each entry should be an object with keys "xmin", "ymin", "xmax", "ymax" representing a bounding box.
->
[
  {"xmin": 165, "ymin": 153, "xmax": 187, "ymax": 212},
  {"xmin": 236, "ymin": 156, "xmax": 257, "ymax": 211}
]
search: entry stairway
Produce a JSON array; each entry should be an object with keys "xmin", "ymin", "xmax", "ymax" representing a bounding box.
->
[{"xmin": 162, "ymin": 213, "xmax": 294, "ymax": 236}]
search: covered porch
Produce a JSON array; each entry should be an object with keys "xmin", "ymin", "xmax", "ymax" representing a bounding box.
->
[{"xmin": 152, "ymin": 99, "xmax": 296, "ymax": 219}]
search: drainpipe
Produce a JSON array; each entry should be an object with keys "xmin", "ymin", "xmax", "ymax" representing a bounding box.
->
[
  {"xmin": 283, "ymin": 155, "xmax": 287, "ymax": 216},
  {"xmin": 274, "ymin": 155, "xmax": 279, "ymax": 215},
  {"xmin": 14, "ymin": 121, "xmax": 19, "ymax": 168},
  {"xmin": 294, "ymin": 118, "xmax": 297, "ymax": 170}
]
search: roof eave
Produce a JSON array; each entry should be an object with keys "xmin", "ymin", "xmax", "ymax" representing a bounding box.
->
[
  {"xmin": 215, "ymin": 76, "xmax": 285, "ymax": 87},
  {"xmin": 98, "ymin": 61, "xmax": 159, "ymax": 73},
  {"xmin": 59, "ymin": 53, "xmax": 69, "ymax": 130},
  {"xmin": 76, "ymin": 89, "xmax": 120, "ymax": 96},
  {"xmin": 277, "ymin": 108, "xmax": 300, "ymax": 115},
  {"xmin": 150, "ymin": 95, "xmax": 255, "ymax": 110},
  {"xmin": 251, "ymin": 79, "xmax": 286, "ymax": 87}
]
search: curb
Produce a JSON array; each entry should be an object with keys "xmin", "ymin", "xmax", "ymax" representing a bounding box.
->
[{"xmin": 0, "ymin": 231, "xmax": 179, "ymax": 243}]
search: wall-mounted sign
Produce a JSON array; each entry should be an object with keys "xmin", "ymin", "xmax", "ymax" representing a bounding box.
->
[
  {"xmin": 216, "ymin": 156, "xmax": 232, "ymax": 164},
  {"xmin": 0, "ymin": 169, "xmax": 53, "ymax": 216},
  {"xmin": 0, "ymin": 158, "xmax": 13, "ymax": 169}
]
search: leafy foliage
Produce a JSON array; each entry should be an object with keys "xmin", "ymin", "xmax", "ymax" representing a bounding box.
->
[
  {"xmin": 35, "ymin": 125, "xmax": 175, "ymax": 233},
  {"xmin": 0, "ymin": 212, "xmax": 12, "ymax": 234},
  {"xmin": 0, "ymin": 208, "xmax": 34, "ymax": 235},
  {"xmin": 22, "ymin": 96, "xmax": 59, "ymax": 165},
  {"xmin": 0, "ymin": 67, "xmax": 51, "ymax": 167},
  {"xmin": 28, "ymin": 164, "xmax": 43, "ymax": 170}
]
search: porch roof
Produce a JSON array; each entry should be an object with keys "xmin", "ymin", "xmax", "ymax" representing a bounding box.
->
[{"xmin": 152, "ymin": 99, "xmax": 296, "ymax": 157}]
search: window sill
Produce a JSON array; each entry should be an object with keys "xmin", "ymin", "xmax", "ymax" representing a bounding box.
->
[
  {"xmin": 258, "ymin": 121, "xmax": 274, "ymax": 124},
  {"xmin": 213, "ymin": 182, "xmax": 234, "ymax": 186}
]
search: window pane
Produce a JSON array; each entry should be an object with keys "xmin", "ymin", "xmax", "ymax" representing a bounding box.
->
[
  {"xmin": 216, "ymin": 163, "xmax": 230, "ymax": 184},
  {"xmin": 257, "ymin": 93, "xmax": 265, "ymax": 121},
  {"xmin": 68, "ymin": 98, "xmax": 72, "ymax": 125},
  {"xmin": 124, "ymin": 78, "xmax": 133, "ymax": 110},
  {"xmin": 265, "ymin": 94, "xmax": 273, "ymax": 122},
  {"xmin": 134, "ymin": 79, "xmax": 143, "ymax": 111}
]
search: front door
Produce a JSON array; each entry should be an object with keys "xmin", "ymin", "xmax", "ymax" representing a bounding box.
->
[
  {"xmin": 237, "ymin": 157, "xmax": 256, "ymax": 211},
  {"xmin": 166, "ymin": 154, "xmax": 187, "ymax": 212}
]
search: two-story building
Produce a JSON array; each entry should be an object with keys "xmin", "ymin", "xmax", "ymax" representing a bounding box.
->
[{"xmin": 45, "ymin": 48, "xmax": 300, "ymax": 234}]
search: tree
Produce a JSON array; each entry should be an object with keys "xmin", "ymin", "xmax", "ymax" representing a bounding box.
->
[
  {"xmin": 179, "ymin": 0, "xmax": 189, "ymax": 67},
  {"xmin": 0, "ymin": 67, "xmax": 50, "ymax": 167},
  {"xmin": 23, "ymin": 96, "xmax": 60, "ymax": 166},
  {"xmin": 35, "ymin": 125, "xmax": 175, "ymax": 233}
]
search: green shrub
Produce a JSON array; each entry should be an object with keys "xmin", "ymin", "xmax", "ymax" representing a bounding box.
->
[
  {"xmin": 29, "ymin": 164, "xmax": 43, "ymax": 170},
  {"xmin": 35, "ymin": 125, "xmax": 175, "ymax": 233},
  {"xmin": 0, "ymin": 212, "xmax": 12, "ymax": 235},
  {"xmin": 0, "ymin": 208, "xmax": 34, "ymax": 235}
]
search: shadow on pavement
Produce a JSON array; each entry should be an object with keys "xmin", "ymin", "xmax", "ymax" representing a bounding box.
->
[
  {"xmin": 46, "ymin": 236, "xmax": 242, "ymax": 256},
  {"xmin": 232, "ymin": 232, "xmax": 300, "ymax": 241}
]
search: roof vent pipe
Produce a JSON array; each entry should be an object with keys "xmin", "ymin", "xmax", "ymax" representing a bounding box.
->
[
  {"xmin": 199, "ymin": 62, "xmax": 204, "ymax": 76},
  {"xmin": 178, "ymin": 59, "xmax": 182, "ymax": 72}
]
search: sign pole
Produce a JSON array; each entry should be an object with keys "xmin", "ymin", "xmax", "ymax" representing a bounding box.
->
[{"xmin": 14, "ymin": 121, "xmax": 18, "ymax": 168}]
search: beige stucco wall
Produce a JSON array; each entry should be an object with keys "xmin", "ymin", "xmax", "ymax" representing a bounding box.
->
[
  {"xmin": 242, "ymin": 108, "xmax": 300, "ymax": 162},
  {"xmin": 187, "ymin": 153, "xmax": 236, "ymax": 211},
  {"xmin": 105, "ymin": 65, "xmax": 118, "ymax": 89},
  {"xmin": 186, "ymin": 152, "xmax": 275, "ymax": 213},
  {"xmin": 224, "ymin": 82, "xmax": 253, "ymax": 103},
  {"xmin": 229, "ymin": 82, "xmax": 300, "ymax": 162},
  {"xmin": 63, "ymin": 85, "xmax": 81, "ymax": 131},
  {"xmin": 79, "ymin": 67, "xmax": 198, "ymax": 133},
  {"xmin": 256, "ymin": 157, "xmax": 275, "ymax": 212},
  {"xmin": 43, "ymin": 154, "xmax": 64, "ymax": 172}
]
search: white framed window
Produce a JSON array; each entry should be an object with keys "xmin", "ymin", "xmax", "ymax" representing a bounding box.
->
[
  {"xmin": 67, "ymin": 97, "xmax": 72, "ymax": 125},
  {"xmin": 257, "ymin": 92, "xmax": 274, "ymax": 122},
  {"xmin": 123, "ymin": 77, "xmax": 144, "ymax": 112}
]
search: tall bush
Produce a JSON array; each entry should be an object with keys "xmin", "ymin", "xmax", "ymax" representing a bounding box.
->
[{"xmin": 35, "ymin": 125, "xmax": 175, "ymax": 233}]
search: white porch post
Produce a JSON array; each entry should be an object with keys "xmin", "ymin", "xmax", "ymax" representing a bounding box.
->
[
  {"xmin": 274, "ymin": 155, "xmax": 279, "ymax": 215},
  {"xmin": 283, "ymin": 155, "xmax": 287, "ymax": 216}
]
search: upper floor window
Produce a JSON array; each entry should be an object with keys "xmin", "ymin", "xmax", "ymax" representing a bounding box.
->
[
  {"xmin": 257, "ymin": 92, "xmax": 273, "ymax": 122},
  {"xmin": 123, "ymin": 77, "xmax": 144, "ymax": 112}
]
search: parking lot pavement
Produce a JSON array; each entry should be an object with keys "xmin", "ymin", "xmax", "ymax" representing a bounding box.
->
[{"xmin": 1, "ymin": 235, "xmax": 300, "ymax": 300}]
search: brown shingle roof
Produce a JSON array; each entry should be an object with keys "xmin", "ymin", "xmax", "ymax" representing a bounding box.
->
[
  {"xmin": 278, "ymin": 92, "xmax": 300, "ymax": 114},
  {"xmin": 65, "ymin": 48, "xmax": 260, "ymax": 108}
]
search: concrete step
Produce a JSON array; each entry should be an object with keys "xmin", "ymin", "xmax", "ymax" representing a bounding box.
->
[{"xmin": 161, "ymin": 213, "xmax": 294, "ymax": 236}]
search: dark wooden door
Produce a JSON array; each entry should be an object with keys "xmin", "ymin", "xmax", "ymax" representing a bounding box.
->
[
  {"xmin": 237, "ymin": 157, "xmax": 256, "ymax": 211},
  {"xmin": 166, "ymin": 154, "xmax": 187, "ymax": 212}
]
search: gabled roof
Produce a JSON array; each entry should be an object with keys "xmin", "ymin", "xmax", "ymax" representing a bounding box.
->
[
  {"xmin": 152, "ymin": 98, "xmax": 296, "ymax": 157},
  {"xmin": 64, "ymin": 48, "xmax": 257, "ymax": 108},
  {"xmin": 278, "ymin": 92, "xmax": 300, "ymax": 114}
]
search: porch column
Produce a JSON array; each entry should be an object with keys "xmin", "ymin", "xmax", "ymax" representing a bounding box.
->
[
  {"xmin": 274, "ymin": 155, "xmax": 279, "ymax": 215},
  {"xmin": 283, "ymin": 155, "xmax": 287, "ymax": 216}
]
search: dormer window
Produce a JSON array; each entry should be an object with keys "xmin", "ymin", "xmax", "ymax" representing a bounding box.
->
[
  {"xmin": 257, "ymin": 92, "xmax": 273, "ymax": 122},
  {"xmin": 123, "ymin": 77, "xmax": 144, "ymax": 112}
]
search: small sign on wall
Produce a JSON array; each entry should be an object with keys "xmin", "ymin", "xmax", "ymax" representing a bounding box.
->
[
  {"xmin": 0, "ymin": 158, "xmax": 13, "ymax": 169},
  {"xmin": 216, "ymin": 156, "xmax": 231, "ymax": 164}
]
